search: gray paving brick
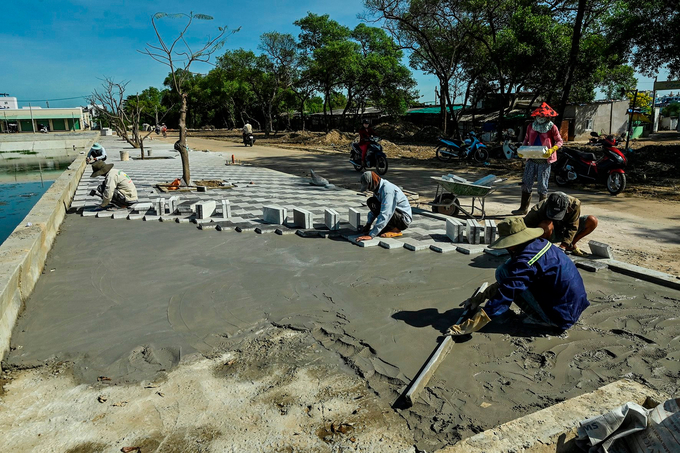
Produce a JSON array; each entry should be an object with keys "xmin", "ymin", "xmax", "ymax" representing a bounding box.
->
[
  {"xmin": 379, "ymin": 238, "xmax": 406, "ymax": 250},
  {"xmin": 456, "ymin": 244, "xmax": 486, "ymax": 255},
  {"xmin": 404, "ymin": 240, "xmax": 430, "ymax": 251},
  {"xmin": 588, "ymin": 240, "xmax": 614, "ymax": 259},
  {"xmin": 430, "ymin": 243, "xmax": 458, "ymax": 253},
  {"xmin": 293, "ymin": 208, "xmax": 313, "ymax": 229}
]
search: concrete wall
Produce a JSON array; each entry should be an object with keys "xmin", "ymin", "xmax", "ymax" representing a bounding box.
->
[
  {"xmin": 0, "ymin": 132, "xmax": 97, "ymax": 153},
  {"xmin": 0, "ymin": 139, "xmax": 93, "ymax": 369},
  {"xmin": 565, "ymin": 101, "xmax": 629, "ymax": 141}
]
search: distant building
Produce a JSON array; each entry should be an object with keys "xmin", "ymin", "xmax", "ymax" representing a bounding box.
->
[
  {"xmin": 655, "ymin": 94, "xmax": 680, "ymax": 108},
  {"xmin": 562, "ymin": 100, "xmax": 629, "ymax": 141},
  {"xmin": 0, "ymin": 94, "xmax": 18, "ymax": 110},
  {"xmin": 0, "ymin": 106, "xmax": 91, "ymax": 132}
]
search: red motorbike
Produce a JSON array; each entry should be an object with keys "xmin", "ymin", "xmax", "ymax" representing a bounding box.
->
[{"xmin": 554, "ymin": 132, "xmax": 627, "ymax": 195}]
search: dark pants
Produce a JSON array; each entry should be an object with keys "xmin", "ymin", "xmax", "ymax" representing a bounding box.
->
[{"xmin": 367, "ymin": 196, "xmax": 409, "ymax": 234}]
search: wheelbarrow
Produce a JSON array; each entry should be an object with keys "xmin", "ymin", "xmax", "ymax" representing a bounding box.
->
[{"xmin": 428, "ymin": 174, "xmax": 503, "ymax": 220}]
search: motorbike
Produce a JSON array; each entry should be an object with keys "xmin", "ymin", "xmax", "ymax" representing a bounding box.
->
[
  {"xmin": 243, "ymin": 133, "xmax": 255, "ymax": 147},
  {"xmin": 435, "ymin": 131, "xmax": 489, "ymax": 162},
  {"xmin": 553, "ymin": 132, "xmax": 627, "ymax": 195},
  {"xmin": 349, "ymin": 137, "xmax": 388, "ymax": 175},
  {"xmin": 500, "ymin": 128, "xmax": 520, "ymax": 159}
]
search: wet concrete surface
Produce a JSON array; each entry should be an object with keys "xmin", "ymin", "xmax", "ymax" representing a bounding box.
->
[{"xmin": 5, "ymin": 214, "xmax": 680, "ymax": 450}]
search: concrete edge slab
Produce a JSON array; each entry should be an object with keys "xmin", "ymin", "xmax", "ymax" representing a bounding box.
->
[
  {"xmin": 436, "ymin": 379, "xmax": 667, "ymax": 453},
  {"xmin": 604, "ymin": 259, "xmax": 680, "ymax": 290},
  {"xmin": 0, "ymin": 137, "xmax": 95, "ymax": 367}
]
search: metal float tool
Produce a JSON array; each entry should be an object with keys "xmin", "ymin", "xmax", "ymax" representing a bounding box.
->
[{"xmin": 399, "ymin": 282, "xmax": 488, "ymax": 408}]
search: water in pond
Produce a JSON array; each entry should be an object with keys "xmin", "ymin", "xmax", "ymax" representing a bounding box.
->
[
  {"xmin": 0, "ymin": 155, "xmax": 74, "ymax": 245},
  {"xmin": 0, "ymin": 181, "xmax": 54, "ymax": 245}
]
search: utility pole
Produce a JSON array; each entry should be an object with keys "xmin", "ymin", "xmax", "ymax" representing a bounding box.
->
[
  {"xmin": 624, "ymin": 89, "xmax": 638, "ymax": 152},
  {"xmin": 29, "ymin": 102, "xmax": 35, "ymax": 133}
]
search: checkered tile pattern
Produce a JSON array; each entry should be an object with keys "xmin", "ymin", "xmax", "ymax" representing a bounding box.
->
[{"xmin": 71, "ymin": 147, "xmax": 494, "ymax": 254}]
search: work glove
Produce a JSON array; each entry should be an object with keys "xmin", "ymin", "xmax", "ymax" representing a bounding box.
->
[
  {"xmin": 460, "ymin": 282, "xmax": 499, "ymax": 312},
  {"xmin": 543, "ymin": 145, "xmax": 559, "ymax": 157},
  {"xmin": 446, "ymin": 308, "xmax": 492, "ymax": 336}
]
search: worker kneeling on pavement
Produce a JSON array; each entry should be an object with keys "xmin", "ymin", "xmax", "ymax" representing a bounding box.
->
[
  {"xmin": 356, "ymin": 171, "xmax": 412, "ymax": 242},
  {"xmin": 524, "ymin": 191, "xmax": 598, "ymax": 257},
  {"xmin": 446, "ymin": 216, "xmax": 590, "ymax": 336},
  {"xmin": 90, "ymin": 161, "xmax": 138, "ymax": 209}
]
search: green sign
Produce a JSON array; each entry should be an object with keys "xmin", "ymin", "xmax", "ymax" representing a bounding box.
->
[{"xmin": 654, "ymin": 80, "xmax": 680, "ymax": 91}]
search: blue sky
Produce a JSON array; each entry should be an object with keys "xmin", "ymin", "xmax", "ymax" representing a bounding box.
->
[{"xmin": 0, "ymin": 0, "xmax": 669, "ymax": 109}]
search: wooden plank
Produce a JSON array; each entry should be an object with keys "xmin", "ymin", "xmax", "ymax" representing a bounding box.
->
[{"xmin": 402, "ymin": 282, "xmax": 488, "ymax": 408}]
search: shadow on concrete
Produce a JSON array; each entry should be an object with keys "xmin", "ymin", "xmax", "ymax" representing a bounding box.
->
[{"xmin": 392, "ymin": 308, "xmax": 561, "ymax": 338}]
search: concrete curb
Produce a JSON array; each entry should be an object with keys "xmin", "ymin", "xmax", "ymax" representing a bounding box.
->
[
  {"xmin": 0, "ymin": 147, "xmax": 92, "ymax": 369},
  {"xmin": 436, "ymin": 379, "xmax": 666, "ymax": 453},
  {"xmin": 603, "ymin": 259, "xmax": 680, "ymax": 290}
]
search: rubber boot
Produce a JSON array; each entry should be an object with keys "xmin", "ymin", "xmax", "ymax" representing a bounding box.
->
[
  {"xmin": 539, "ymin": 193, "xmax": 547, "ymax": 202},
  {"xmin": 511, "ymin": 191, "xmax": 532, "ymax": 215}
]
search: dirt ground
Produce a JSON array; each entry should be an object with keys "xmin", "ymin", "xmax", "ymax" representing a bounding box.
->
[
  {"xmin": 152, "ymin": 130, "xmax": 680, "ymax": 276},
  {"xmin": 186, "ymin": 127, "xmax": 680, "ymax": 201}
]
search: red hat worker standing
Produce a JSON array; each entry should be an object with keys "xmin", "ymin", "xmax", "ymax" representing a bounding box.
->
[{"xmin": 512, "ymin": 102, "xmax": 563, "ymax": 215}]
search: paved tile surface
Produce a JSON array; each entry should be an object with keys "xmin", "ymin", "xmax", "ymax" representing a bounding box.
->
[{"xmin": 73, "ymin": 138, "xmax": 490, "ymax": 255}]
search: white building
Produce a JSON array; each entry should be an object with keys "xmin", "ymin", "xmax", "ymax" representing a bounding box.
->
[{"xmin": 0, "ymin": 94, "xmax": 19, "ymax": 110}]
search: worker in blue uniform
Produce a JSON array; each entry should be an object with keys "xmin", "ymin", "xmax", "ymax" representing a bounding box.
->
[{"xmin": 447, "ymin": 216, "xmax": 590, "ymax": 336}]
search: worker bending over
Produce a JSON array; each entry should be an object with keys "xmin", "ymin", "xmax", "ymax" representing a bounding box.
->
[
  {"xmin": 447, "ymin": 217, "xmax": 590, "ymax": 336},
  {"xmin": 524, "ymin": 192, "xmax": 598, "ymax": 257},
  {"xmin": 356, "ymin": 171, "xmax": 412, "ymax": 241},
  {"xmin": 86, "ymin": 143, "xmax": 107, "ymax": 163},
  {"xmin": 90, "ymin": 161, "xmax": 138, "ymax": 209}
]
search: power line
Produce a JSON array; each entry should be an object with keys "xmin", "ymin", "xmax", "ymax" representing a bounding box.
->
[{"xmin": 19, "ymin": 95, "xmax": 89, "ymax": 102}]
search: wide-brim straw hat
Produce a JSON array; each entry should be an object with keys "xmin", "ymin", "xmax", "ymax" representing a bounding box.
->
[
  {"xmin": 489, "ymin": 216, "xmax": 544, "ymax": 249},
  {"xmin": 90, "ymin": 161, "xmax": 114, "ymax": 178}
]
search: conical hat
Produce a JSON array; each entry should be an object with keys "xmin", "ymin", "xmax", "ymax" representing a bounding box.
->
[{"xmin": 531, "ymin": 102, "xmax": 558, "ymax": 117}]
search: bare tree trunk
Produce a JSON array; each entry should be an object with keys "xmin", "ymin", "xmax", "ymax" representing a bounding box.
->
[
  {"xmin": 179, "ymin": 93, "xmax": 191, "ymax": 185},
  {"xmin": 300, "ymin": 100, "xmax": 306, "ymax": 131},
  {"xmin": 439, "ymin": 80, "xmax": 449, "ymax": 136},
  {"xmin": 556, "ymin": 0, "xmax": 587, "ymax": 128},
  {"xmin": 323, "ymin": 90, "xmax": 329, "ymax": 132}
]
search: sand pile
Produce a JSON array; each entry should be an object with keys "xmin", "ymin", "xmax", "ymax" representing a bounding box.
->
[
  {"xmin": 413, "ymin": 125, "xmax": 444, "ymax": 143},
  {"xmin": 372, "ymin": 121, "xmax": 421, "ymax": 140},
  {"xmin": 321, "ymin": 129, "xmax": 354, "ymax": 147},
  {"xmin": 281, "ymin": 130, "xmax": 316, "ymax": 144}
]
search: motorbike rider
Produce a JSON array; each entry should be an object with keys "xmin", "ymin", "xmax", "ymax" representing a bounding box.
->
[
  {"xmin": 512, "ymin": 102, "xmax": 563, "ymax": 215},
  {"xmin": 243, "ymin": 121, "xmax": 253, "ymax": 144},
  {"xmin": 357, "ymin": 119, "xmax": 375, "ymax": 165}
]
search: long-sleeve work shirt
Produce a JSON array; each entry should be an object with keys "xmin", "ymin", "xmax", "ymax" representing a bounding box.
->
[
  {"xmin": 101, "ymin": 170, "xmax": 138, "ymax": 207},
  {"xmin": 87, "ymin": 147, "xmax": 107, "ymax": 161},
  {"xmin": 366, "ymin": 179, "xmax": 412, "ymax": 237},
  {"xmin": 485, "ymin": 238, "xmax": 590, "ymax": 330}
]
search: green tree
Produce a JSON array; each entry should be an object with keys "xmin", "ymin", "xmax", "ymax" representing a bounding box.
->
[
  {"xmin": 258, "ymin": 32, "xmax": 298, "ymax": 135},
  {"xmin": 365, "ymin": 0, "xmax": 472, "ymax": 134},
  {"xmin": 347, "ymin": 23, "xmax": 417, "ymax": 119},
  {"xmin": 609, "ymin": 0, "xmax": 680, "ymax": 77},
  {"xmin": 294, "ymin": 13, "xmax": 355, "ymax": 130},
  {"xmin": 662, "ymin": 102, "xmax": 680, "ymax": 118}
]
